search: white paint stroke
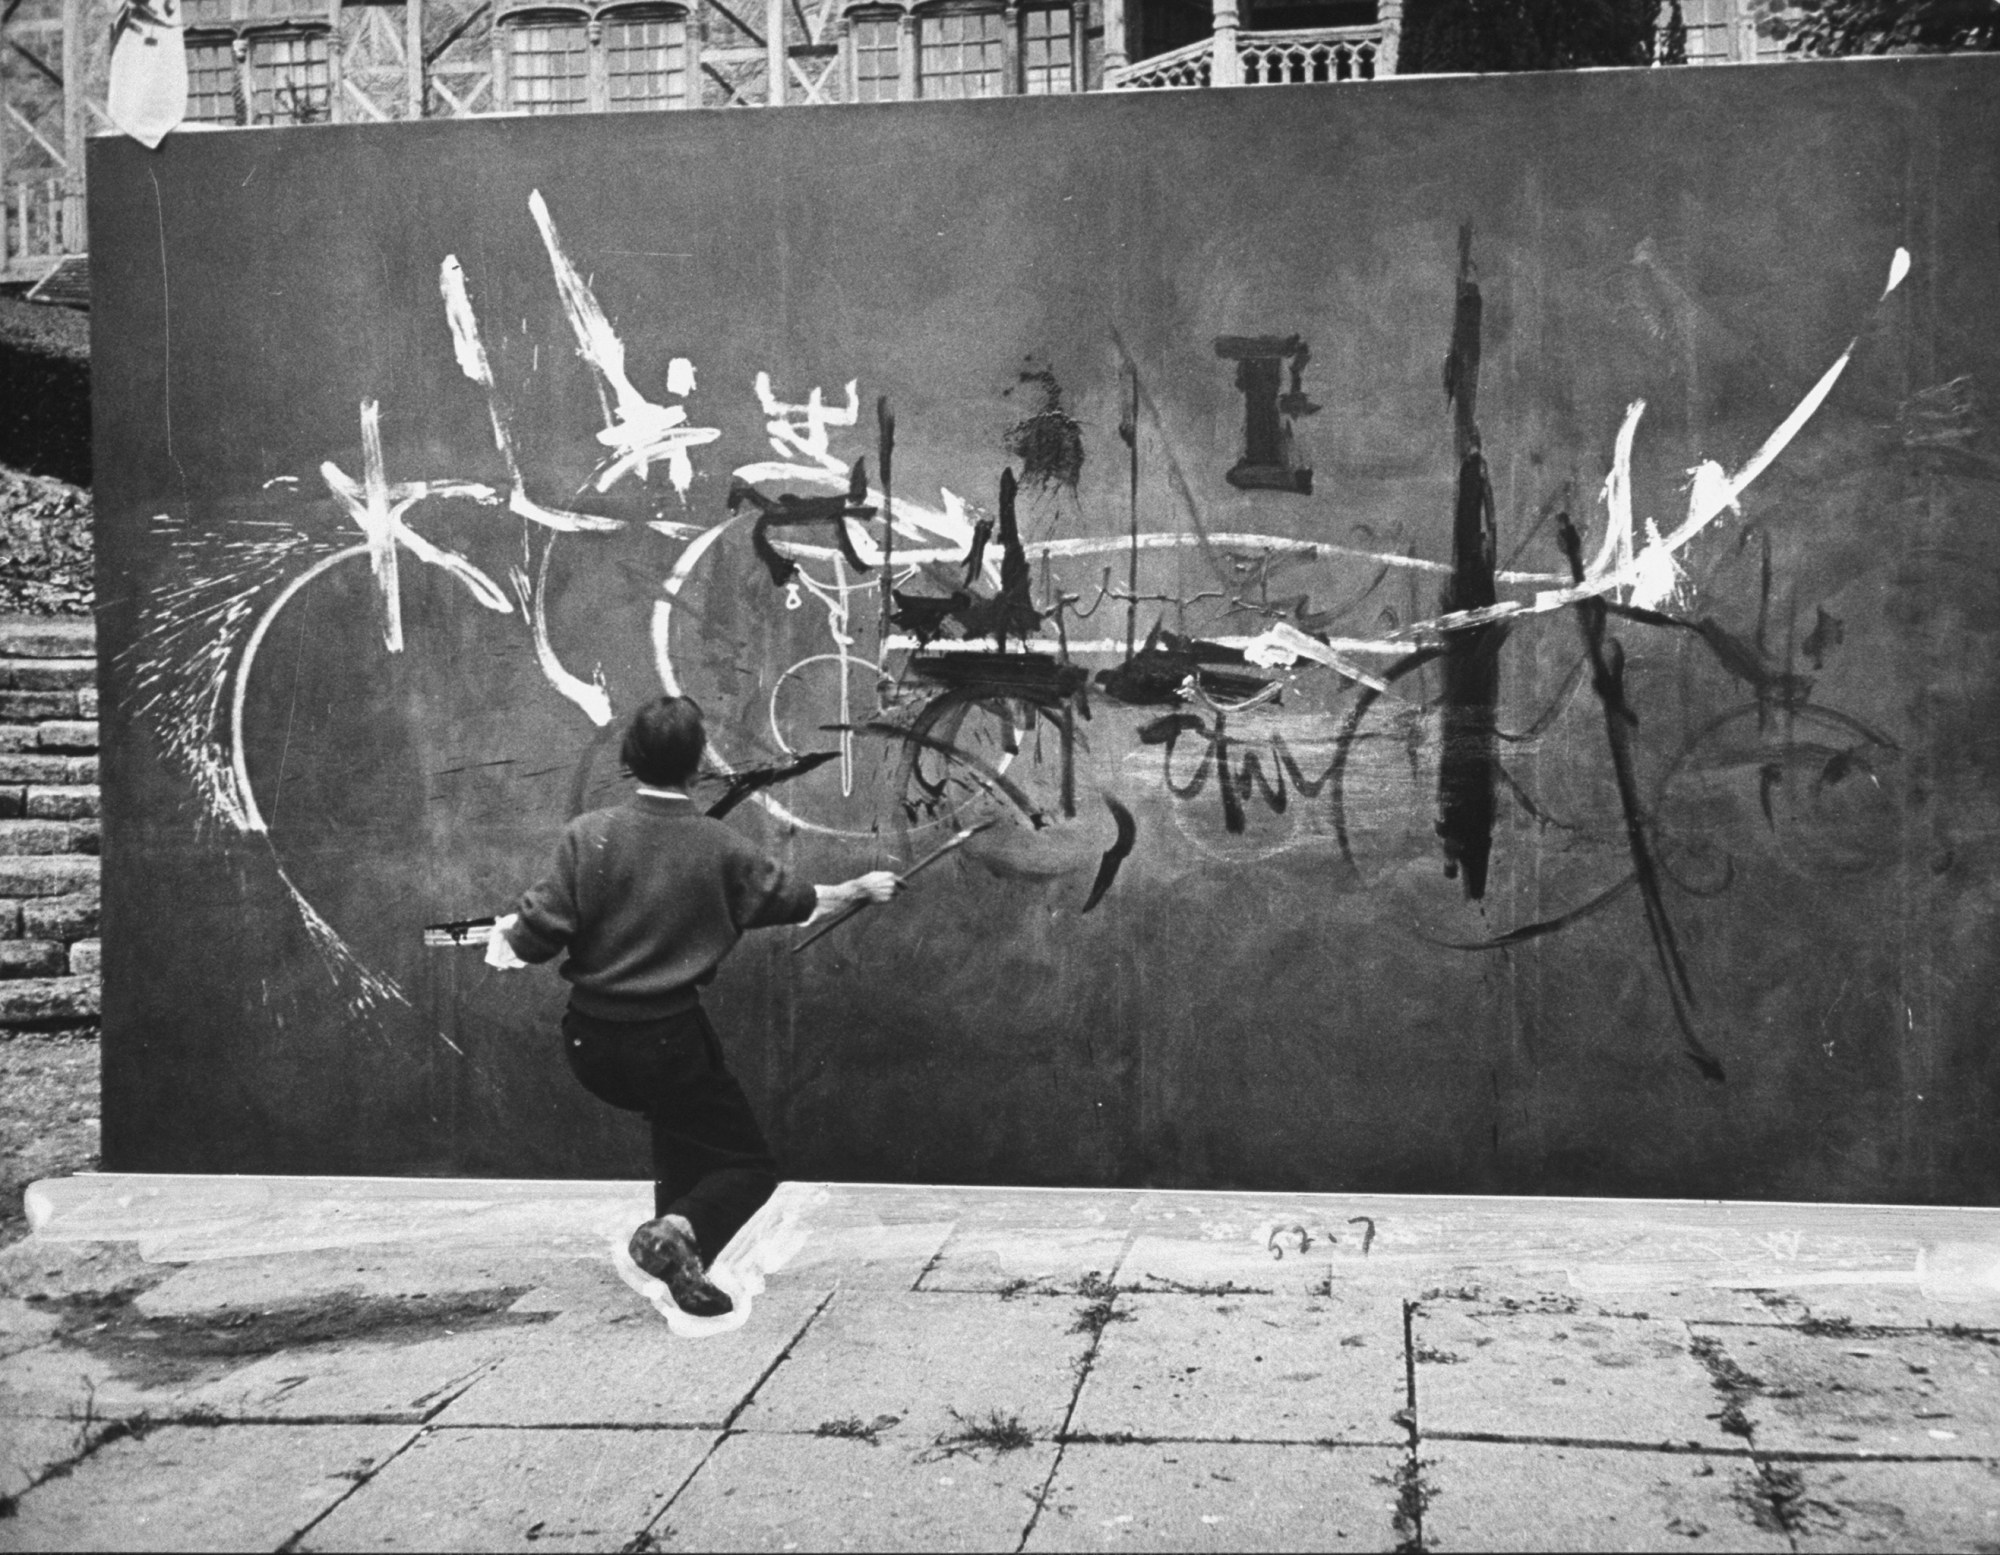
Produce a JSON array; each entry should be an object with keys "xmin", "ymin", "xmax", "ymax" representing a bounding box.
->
[
  {"xmin": 879, "ymin": 632, "xmax": 1407, "ymax": 657},
  {"xmin": 229, "ymin": 543, "xmax": 373, "ymax": 835},
  {"xmin": 527, "ymin": 190, "xmax": 720, "ymax": 498},
  {"xmin": 510, "ymin": 549, "xmax": 612, "ymax": 727},
  {"xmin": 319, "ymin": 400, "xmax": 512, "ymax": 653},
  {"xmin": 276, "ymin": 860, "xmax": 414, "ymax": 1020},
  {"xmin": 438, "ymin": 255, "xmax": 623, "ymax": 534},
  {"xmin": 651, "ymin": 513, "xmax": 749, "ymax": 697},
  {"xmin": 1589, "ymin": 400, "xmax": 1644, "ymax": 582},
  {"xmin": 1239, "ymin": 621, "xmax": 1392, "ymax": 693}
]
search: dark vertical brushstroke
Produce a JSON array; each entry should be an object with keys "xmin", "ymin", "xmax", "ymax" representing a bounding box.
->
[
  {"xmin": 996, "ymin": 467, "xmax": 1034, "ymax": 648},
  {"xmin": 1079, "ymin": 795, "xmax": 1137, "ymax": 914},
  {"xmin": 1124, "ymin": 362, "xmax": 1141, "ymax": 660},
  {"xmin": 1434, "ymin": 227, "xmax": 1504, "ymax": 900},
  {"xmin": 877, "ymin": 395, "xmax": 895, "ymax": 651},
  {"xmin": 1556, "ymin": 511, "xmax": 1725, "ymax": 1083}
]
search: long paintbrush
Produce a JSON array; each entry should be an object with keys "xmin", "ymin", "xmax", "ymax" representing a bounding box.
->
[{"xmin": 792, "ymin": 817, "xmax": 996, "ymax": 953}]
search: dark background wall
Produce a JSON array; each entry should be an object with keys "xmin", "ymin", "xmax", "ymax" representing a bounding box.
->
[{"xmin": 91, "ymin": 56, "xmax": 2000, "ymax": 1201}]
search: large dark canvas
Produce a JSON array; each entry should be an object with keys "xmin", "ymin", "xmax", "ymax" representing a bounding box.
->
[{"xmin": 91, "ymin": 56, "xmax": 2000, "ymax": 1199}]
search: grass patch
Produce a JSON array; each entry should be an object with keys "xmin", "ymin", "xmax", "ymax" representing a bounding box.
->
[{"xmin": 922, "ymin": 1407, "xmax": 1035, "ymax": 1461}]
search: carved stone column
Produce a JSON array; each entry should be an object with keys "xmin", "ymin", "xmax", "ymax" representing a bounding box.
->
[
  {"xmin": 1377, "ymin": 0, "xmax": 1400, "ymax": 74},
  {"xmin": 1209, "ymin": 0, "xmax": 1240, "ymax": 85}
]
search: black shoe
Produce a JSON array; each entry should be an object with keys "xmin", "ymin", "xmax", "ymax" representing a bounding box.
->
[{"xmin": 629, "ymin": 1217, "xmax": 734, "ymax": 1317}]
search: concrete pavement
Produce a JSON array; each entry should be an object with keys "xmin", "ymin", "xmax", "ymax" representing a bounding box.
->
[{"xmin": 2, "ymin": 1177, "xmax": 1997, "ymax": 1551}]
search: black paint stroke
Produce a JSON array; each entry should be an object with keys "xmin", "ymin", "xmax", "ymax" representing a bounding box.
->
[
  {"xmin": 835, "ymin": 718, "xmax": 1046, "ymax": 827},
  {"xmin": 727, "ymin": 459, "xmax": 877, "ymax": 585},
  {"xmin": 1801, "ymin": 606, "xmax": 1844, "ymax": 670},
  {"xmin": 1003, "ymin": 362, "xmax": 1085, "ymax": 497},
  {"xmin": 907, "ymin": 650, "xmax": 1089, "ymax": 711},
  {"xmin": 1079, "ymin": 795, "xmax": 1137, "ymax": 914},
  {"xmin": 1215, "ymin": 334, "xmax": 1318, "ymax": 494},
  {"xmin": 1604, "ymin": 601, "xmax": 1813, "ymax": 705},
  {"xmin": 1415, "ymin": 872, "xmax": 1638, "ymax": 952},
  {"xmin": 893, "ymin": 468, "xmax": 1043, "ymax": 650},
  {"xmin": 1433, "ymin": 228, "xmax": 1504, "ymax": 901},
  {"xmin": 1556, "ymin": 509, "xmax": 1725, "ymax": 1083},
  {"xmin": 1097, "ymin": 620, "xmax": 1272, "ymax": 707},
  {"xmin": 877, "ymin": 396, "xmax": 896, "ymax": 647},
  {"xmin": 702, "ymin": 750, "xmax": 843, "ymax": 820}
]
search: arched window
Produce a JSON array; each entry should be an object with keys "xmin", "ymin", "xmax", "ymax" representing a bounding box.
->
[
  {"xmin": 507, "ymin": 9, "xmax": 592, "ymax": 112},
  {"xmin": 603, "ymin": 6, "xmax": 691, "ymax": 109},
  {"xmin": 849, "ymin": 9, "xmax": 905, "ymax": 100}
]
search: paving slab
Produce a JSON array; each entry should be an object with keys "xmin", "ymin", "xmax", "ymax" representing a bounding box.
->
[
  {"xmin": 0, "ymin": 1296, "xmax": 60, "ymax": 1358},
  {"xmin": 1693, "ymin": 1323, "xmax": 2000, "ymax": 1457},
  {"xmin": 1117, "ymin": 1232, "xmax": 1330, "ymax": 1299},
  {"xmin": 1418, "ymin": 1440, "xmax": 1789, "ymax": 1552},
  {"xmin": 1022, "ymin": 1439, "xmax": 1404, "ymax": 1552},
  {"xmin": 658, "ymin": 1426, "xmax": 1057, "ymax": 1552},
  {"xmin": 766, "ymin": 1221, "xmax": 958, "ymax": 1292},
  {"xmin": 180, "ymin": 1327, "xmax": 531, "ymax": 1424},
  {"xmin": 432, "ymin": 1286, "xmax": 833, "ymax": 1428},
  {"xmin": 1072, "ymin": 1294, "xmax": 1407, "ymax": 1445},
  {"xmin": 918, "ymin": 1225, "xmax": 1135, "ymax": 1293},
  {"xmin": 0, "ymin": 1412, "xmax": 91, "ymax": 1501},
  {"xmin": 132, "ymin": 1246, "xmax": 554, "ymax": 1319},
  {"xmin": 0, "ymin": 1422, "xmax": 416, "ymax": 1552},
  {"xmin": 0, "ymin": 1336, "xmax": 193, "ymax": 1420},
  {"xmin": 734, "ymin": 1290, "xmax": 1089, "ymax": 1446},
  {"xmin": 299, "ymin": 1425, "xmax": 716, "ymax": 1552},
  {"xmin": 1413, "ymin": 1305, "xmax": 1741, "ymax": 1450},
  {"xmin": 1788, "ymin": 1457, "xmax": 2000, "ymax": 1552}
]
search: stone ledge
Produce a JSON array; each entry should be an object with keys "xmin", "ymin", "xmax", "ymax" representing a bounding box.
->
[
  {"xmin": 23, "ymin": 890, "xmax": 99, "ymax": 940},
  {"xmin": 25, "ymin": 785, "xmax": 97, "ymax": 819},
  {"xmin": 67, "ymin": 938, "xmax": 100, "ymax": 976},
  {"xmin": 35, "ymin": 720, "xmax": 97, "ymax": 753},
  {"xmin": 0, "ymin": 856, "xmax": 100, "ymax": 897},
  {"xmin": 0, "ymin": 754, "xmax": 95, "ymax": 785},
  {"xmin": 0, "ymin": 972, "xmax": 99, "ymax": 1022},
  {"xmin": 0, "ymin": 657, "xmax": 94, "ymax": 691},
  {"xmin": 0, "ymin": 938, "xmax": 65, "ymax": 977},
  {"xmin": 0, "ymin": 818, "xmax": 97, "ymax": 855},
  {"xmin": 0, "ymin": 617, "xmax": 94, "ymax": 659},
  {"xmin": 0, "ymin": 690, "xmax": 76, "ymax": 721}
]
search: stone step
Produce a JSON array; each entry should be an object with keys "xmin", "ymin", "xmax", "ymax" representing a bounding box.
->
[
  {"xmin": 0, "ymin": 617, "xmax": 94, "ymax": 659},
  {"xmin": 24, "ymin": 785, "xmax": 96, "ymax": 819},
  {"xmin": 10, "ymin": 890, "xmax": 100, "ymax": 941},
  {"xmin": 0, "ymin": 754, "xmax": 95, "ymax": 784},
  {"xmin": 0, "ymin": 973, "xmax": 99, "ymax": 1022},
  {"xmin": 0, "ymin": 856, "xmax": 99, "ymax": 898},
  {"xmin": 0, "ymin": 656, "xmax": 94, "ymax": 691},
  {"xmin": 33, "ymin": 720, "xmax": 96, "ymax": 753},
  {"xmin": 0, "ymin": 690, "xmax": 81, "ymax": 722},
  {"xmin": 0, "ymin": 818, "xmax": 96, "ymax": 855},
  {"xmin": 0, "ymin": 939, "xmax": 65, "ymax": 977}
]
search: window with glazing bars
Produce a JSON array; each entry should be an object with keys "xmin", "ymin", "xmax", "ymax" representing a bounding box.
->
[
  {"xmin": 511, "ymin": 21, "xmax": 591, "ymax": 112},
  {"xmin": 250, "ymin": 32, "xmax": 331, "ymax": 123},
  {"xmin": 916, "ymin": 8, "xmax": 1004, "ymax": 97},
  {"xmin": 185, "ymin": 39, "xmax": 240, "ymax": 123},
  {"xmin": 851, "ymin": 13, "xmax": 902, "ymax": 100},
  {"xmin": 606, "ymin": 13, "xmax": 689, "ymax": 108},
  {"xmin": 1021, "ymin": 4, "xmax": 1071, "ymax": 92}
]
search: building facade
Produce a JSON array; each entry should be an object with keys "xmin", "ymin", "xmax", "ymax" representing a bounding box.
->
[{"xmin": 5, "ymin": 0, "xmax": 1781, "ymax": 281}]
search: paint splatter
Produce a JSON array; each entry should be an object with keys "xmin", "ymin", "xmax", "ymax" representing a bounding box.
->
[{"xmin": 1002, "ymin": 362, "xmax": 1084, "ymax": 498}]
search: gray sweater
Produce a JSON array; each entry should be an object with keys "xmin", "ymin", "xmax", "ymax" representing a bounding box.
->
[{"xmin": 505, "ymin": 793, "xmax": 817, "ymax": 1020}]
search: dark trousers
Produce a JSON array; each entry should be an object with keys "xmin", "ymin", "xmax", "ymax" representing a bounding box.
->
[{"xmin": 560, "ymin": 1006, "xmax": 779, "ymax": 1264}]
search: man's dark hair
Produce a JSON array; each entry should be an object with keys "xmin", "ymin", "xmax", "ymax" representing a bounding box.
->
[{"xmin": 621, "ymin": 696, "xmax": 706, "ymax": 788}]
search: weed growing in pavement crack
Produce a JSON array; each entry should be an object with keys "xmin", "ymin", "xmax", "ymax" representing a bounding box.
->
[
  {"xmin": 814, "ymin": 1414, "xmax": 901, "ymax": 1446},
  {"xmin": 920, "ymin": 1408, "xmax": 1035, "ymax": 1461}
]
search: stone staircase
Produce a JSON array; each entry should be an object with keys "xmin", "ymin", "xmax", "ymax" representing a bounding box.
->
[{"xmin": 0, "ymin": 615, "xmax": 98, "ymax": 1027}]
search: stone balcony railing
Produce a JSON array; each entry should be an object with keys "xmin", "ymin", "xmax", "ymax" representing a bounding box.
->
[{"xmin": 1107, "ymin": 18, "xmax": 1399, "ymax": 90}]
